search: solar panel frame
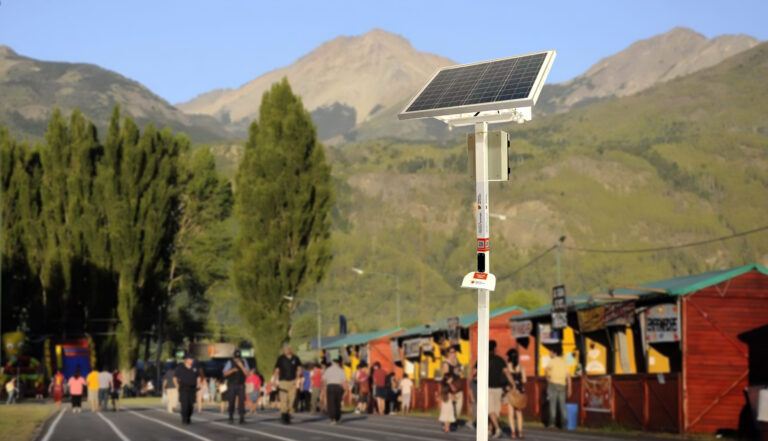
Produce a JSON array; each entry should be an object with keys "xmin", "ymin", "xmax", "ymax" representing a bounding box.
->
[{"xmin": 398, "ymin": 50, "xmax": 556, "ymax": 121}]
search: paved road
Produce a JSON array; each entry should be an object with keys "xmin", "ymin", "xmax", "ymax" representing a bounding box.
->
[{"xmin": 37, "ymin": 405, "xmax": 666, "ymax": 441}]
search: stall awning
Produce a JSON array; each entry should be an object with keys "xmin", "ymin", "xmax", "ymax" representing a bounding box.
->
[
  {"xmin": 611, "ymin": 263, "xmax": 768, "ymax": 297},
  {"xmin": 319, "ymin": 327, "xmax": 403, "ymax": 350},
  {"xmin": 398, "ymin": 305, "xmax": 528, "ymax": 338}
]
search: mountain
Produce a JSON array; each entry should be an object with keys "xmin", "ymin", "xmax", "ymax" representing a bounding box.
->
[
  {"xmin": 181, "ymin": 27, "xmax": 758, "ymax": 145},
  {"xmin": 274, "ymin": 42, "xmax": 768, "ymax": 334},
  {"xmin": 0, "ymin": 46, "xmax": 230, "ymax": 143},
  {"xmin": 177, "ymin": 29, "xmax": 455, "ymax": 140},
  {"xmin": 536, "ymin": 27, "xmax": 759, "ymax": 114}
]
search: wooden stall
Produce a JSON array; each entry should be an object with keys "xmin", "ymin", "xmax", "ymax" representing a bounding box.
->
[{"xmin": 509, "ymin": 263, "xmax": 768, "ymax": 435}]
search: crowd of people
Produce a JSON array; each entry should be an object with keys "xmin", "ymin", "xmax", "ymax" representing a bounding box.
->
[{"xmin": 4, "ymin": 340, "xmax": 575, "ymax": 438}]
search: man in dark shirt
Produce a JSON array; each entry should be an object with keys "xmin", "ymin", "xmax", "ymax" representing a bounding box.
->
[
  {"xmin": 274, "ymin": 344, "xmax": 302, "ymax": 424},
  {"xmin": 174, "ymin": 353, "xmax": 198, "ymax": 425},
  {"xmin": 488, "ymin": 340, "xmax": 515, "ymax": 439},
  {"xmin": 223, "ymin": 349, "xmax": 250, "ymax": 424}
]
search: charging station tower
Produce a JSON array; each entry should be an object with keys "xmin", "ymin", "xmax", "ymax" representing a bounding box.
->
[{"xmin": 399, "ymin": 50, "xmax": 555, "ymax": 441}]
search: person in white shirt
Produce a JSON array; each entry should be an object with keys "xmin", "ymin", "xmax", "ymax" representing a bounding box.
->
[
  {"xmin": 399, "ymin": 373, "xmax": 414, "ymax": 415},
  {"xmin": 98, "ymin": 367, "xmax": 113, "ymax": 411},
  {"xmin": 321, "ymin": 358, "xmax": 349, "ymax": 425}
]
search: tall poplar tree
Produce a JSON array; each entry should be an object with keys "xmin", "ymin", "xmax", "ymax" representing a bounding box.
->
[
  {"xmin": 234, "ymin": 78, "xmax": 333, "ymax": 367},
  {"xmin": 98, "ymin": 108, "xmax": 182, "ymax": 369}
]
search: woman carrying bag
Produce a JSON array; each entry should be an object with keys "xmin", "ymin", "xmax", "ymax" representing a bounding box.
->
[{"xmin": 506, "ymin": 348, "xmax": 527, "ymax": 439}]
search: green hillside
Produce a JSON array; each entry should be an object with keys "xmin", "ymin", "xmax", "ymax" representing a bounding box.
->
[
  {"xmin": 0, "ymin": 46, "xmax": 229, "ymax": 143},
  {"xmin": 279, "ymin": 42, "xmax": 768, "ymax": 337}
]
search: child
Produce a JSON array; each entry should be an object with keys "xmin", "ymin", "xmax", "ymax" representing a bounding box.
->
[{"xmin": 438, "ymin": 373, "xmax": 457, "ymax": 433}]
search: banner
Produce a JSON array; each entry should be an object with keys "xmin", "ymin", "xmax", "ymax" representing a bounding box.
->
[
  {"xmin": 604, "ymin": 301, "xmax": 635, "ymax": 327},
  {"xmin": 538, "ymin": 323, "xmax": 560, "ymax": 345},
  {"xmin": 403, "ymin": 339, "xmax": 422, "ymax": 359},
  {"xmin": 551, "ymin": 285, "xmax": 567, "ymax": 329},
  {"xmin": 646, "ymin": 303, "xmax": 680, "ymax": 342},
  {"xmin": 584, "ymin": 376, "xmax": 612, "ymax": 413},
  {"xmin": 509, "ymin": 319, "xmax": 533, "ymax": 338},
  {"xmin": 578, "ymin": 306, "xmax": 606, "ymax": 333},
  {"xmin": 447, "ymin": 317, "xmax": 460, "ymax": 345}
]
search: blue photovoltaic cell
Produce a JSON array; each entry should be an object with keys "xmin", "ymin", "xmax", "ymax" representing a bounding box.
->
[{"xmin": 406, "ymin": 53, "xmax": 547, "ymax": 113}]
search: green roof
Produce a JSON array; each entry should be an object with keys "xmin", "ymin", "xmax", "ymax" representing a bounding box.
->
[
  {"xmin": 510, "ymin": 264, "xmax": 768, "ymax": 322},
  {"xmin": 613, "ymin": 263, "xmax": 768, "ymax": 296},
  {"xmin": 322, "ymin": 327, "xmax": 403, "ymax": 349},
  {"xmin": 398, "ymin": 305, "xmax": 527, "ymax": 338}
]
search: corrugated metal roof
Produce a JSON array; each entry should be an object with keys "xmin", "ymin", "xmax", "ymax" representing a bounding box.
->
[
  {"xmin": 308, "ymin": 335, "xmax": 347, "ymax": 350},
  {"xmin": 612, "ymin": 263, "xmax": 768, "ymax": 296},
  {"xmin": 509, "ymin": 263, "xmax": 768, "ymax": 322},
  {"xmin": 321, "ymin": 327, "xmax": 403, "ymax": 349},
  {"xmin": 398, "ymin": 305, "xmax": 528, "ymax": 338}
]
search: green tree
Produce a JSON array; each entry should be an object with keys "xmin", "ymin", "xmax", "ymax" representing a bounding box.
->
[
  {"xmin": 98, "ymin": 108, "xmax": 183, "ymax": 369},
  {"xmin": 234, "ymin": 78, "xmax": 333, "ymax": 367},
  {"xmin": 160, "ymin": 146, "xmax": 234, "ymax": 355}
]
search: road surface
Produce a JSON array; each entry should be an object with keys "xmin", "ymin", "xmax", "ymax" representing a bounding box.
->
[{"xmin": 37, "ymin": 405, "xmax": 668, "ymax": 441}]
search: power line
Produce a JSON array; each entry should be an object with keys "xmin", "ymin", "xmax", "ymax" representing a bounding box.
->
[
  {"xmin": 498, "ymin": 245, "xmax": 557, "ymax": 281},
  {"xmin": 564, "ymin": 224, "xmax": 768, "ymax": 254}
]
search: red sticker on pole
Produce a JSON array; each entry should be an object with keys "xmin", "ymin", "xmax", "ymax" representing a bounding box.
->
[
  {"xmin": 477, "ymin": 238, "xmax": 489, "ymax": 252},
  {"xmin": 473, "ymin": 272, "xmax": 488, "ymax": 280}
]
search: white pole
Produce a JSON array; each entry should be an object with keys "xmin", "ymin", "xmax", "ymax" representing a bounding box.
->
[{"xmin": 474, "ymin": 121, "xmax": 490, "ymax": 441}]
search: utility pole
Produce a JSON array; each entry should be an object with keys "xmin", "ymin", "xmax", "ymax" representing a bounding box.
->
[{"xmin": 556, "ymin": 235, "xmax": 566, "ymax": 285}]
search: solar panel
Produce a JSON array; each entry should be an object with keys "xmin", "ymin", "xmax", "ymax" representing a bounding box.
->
[{"xmin": 398, "ymin": 50, "xmax": 555, "ymax": 120}]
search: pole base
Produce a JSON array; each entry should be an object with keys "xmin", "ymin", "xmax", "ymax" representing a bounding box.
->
[{"xmin": 461, "ymin": 272, "xmax": 496, "ymax": 291}]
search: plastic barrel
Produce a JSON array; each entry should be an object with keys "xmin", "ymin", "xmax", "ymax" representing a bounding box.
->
[{"xmin": 566, "ymin": 403, "xmax": 579, "ymax": 430}]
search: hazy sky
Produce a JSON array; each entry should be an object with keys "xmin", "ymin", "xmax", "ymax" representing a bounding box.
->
[{"xmin": 1, "ymin": 0, "xmax": 765, "ymax": 104}]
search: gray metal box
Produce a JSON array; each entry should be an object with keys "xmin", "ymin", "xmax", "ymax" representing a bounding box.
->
[{"xmin": 467, "ymin": 130, "xmax": 509, "ymax": 181}]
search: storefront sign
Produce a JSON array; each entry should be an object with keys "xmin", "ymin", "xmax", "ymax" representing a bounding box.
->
[
  {"xmin": 551, "ymin": 285, "xmax": 567, "ymax": 329},
  {"xmin": 509, "ymin": 319, "xmax": 533, "ymax": 338},
  {"xmin": 584, "ymin": 376, "xmax": 612, "ymax": 413},
  {"xmin": 578, "ymin": 306, "xmax": 606, "ymax": 332},
  {"xmin": 604, "ymin": 301, "xmax": 635, "ymax": 327},
  {"xmin": 539, "ymin": 323, "xmax": 560, "ymax": 344},
  {"xmin": 646, "ymin": 303, "xmax": 680, "ymax": 342},
  {"xmin": 447, "ymin": 316, "xmax": 460, "ymax": 345},
  {"xmin": 403, "ymin": 339, "xmax": 421, "ymax": 359}
]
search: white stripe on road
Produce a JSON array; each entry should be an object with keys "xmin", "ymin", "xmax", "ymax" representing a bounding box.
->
[
  {"xmin": 206, "ymin": 420, "xmax": 302, "ymax": 441},
  {"xmin": 40, "ymin": 410, "xmax": 65, "ymax": 441},
  {"xmin": 197, "ymin": 410, "xmax": 377, "ymax": 441},
  {"xmin": 128, "ymin": 410, "xmax": 213, "ymax": 441},
  {"xmin": 96, "ymin": 412, "xmax": 132, "ymax": 441}
]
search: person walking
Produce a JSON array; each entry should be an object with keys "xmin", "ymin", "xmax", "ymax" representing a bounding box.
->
[
  {"xmin": 274, "ymin": 344, "xmax": 302, "ymax": 424},
  {"xmin": 353, "ymin": 362, "xmax": 370, "ymax": 414},
  {"xmin": 50, "ymin": 369, "xmax": 65, "ymax": 408},
  {"xmin": 400, "ymin": 373, "xmax": 413, "ymax": 415},
  {"xmin": 438, "ymin": 373, "xmax": 458, "ymax": 433},
  {"xmin": 322, "ymin": 357, "xmax": 348, "ymax": 425},
  {"xmin": 5, "ymin": 377, "xmax": 18, "ymax": 404},
  {"xmin": 298, "ymin": 365, "xmax": 311, "ymax": 412},
  {"xmin": 442, "ymin": 346, "xmax": 465, "ymax": 424},
  {"xmin": 223, "ymin": 349, "xmax": 250, "ymax": 424},
  {"xmin": 309, "ymin": 363, "xmax": 323, "ymax": 415},
  {"xmin": 162, "ymin": 364, "xmax": 178, "ymax": 413},
  {"xmin": 196, "ymin": 368, "xmax": 206, "ymax": 413},
  {"xmin": 506, "ymin": 349, "xmax": 527, "ymax": 439},
  {"xmin": 245, "ymin": 368, "xmax": 262, "ymax": 415},
  {"xmin": 372, "ymin": 362, "xmax": 387, "ymax": 415},
  {"xmin": 175, "ymin": 352, "xmax": 198, "ymax": 425},
  {"xmin": 98, "ymin": 366, "xmax": 112, "ymax": 411},
  {"xmin": 111, "ymin": 369, "xmax": 123, "ymax": 411},
  {"xmin": 489, "ymin": 340, "xmax": 516, "ymax": 439},
  {"xmin": 545, "ymin": 345, "xmax": 571, "ymax": 429},
  {"xmin": 86, "ymin": 368, "xmax": 100, "ymax": 412},
  {"xmin": 68, "ymin": 368, "xmax": 87, "ymax": 413},
  {"xmin": 208, "ymin": 376, "xmax": 216, "ymax": 403}
]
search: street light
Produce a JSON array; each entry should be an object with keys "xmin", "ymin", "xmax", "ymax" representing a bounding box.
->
[
  {"xmin": 284, "ymin": 294, "xmax": 322, "ymax": 359},
  {"xmin": 350, "ymin": 267, "xmax": 401, "ymax": 328}
]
